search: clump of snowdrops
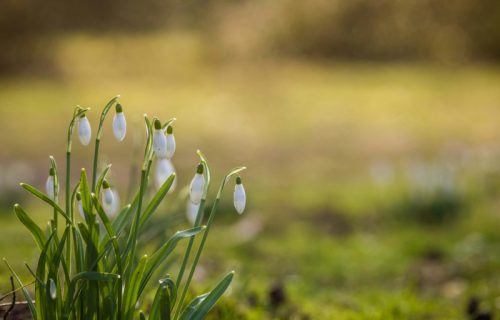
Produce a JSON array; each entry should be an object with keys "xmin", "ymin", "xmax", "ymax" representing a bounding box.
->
[{"xmin": 4, "ymin": 96, "xmax": 247, "ymax": 319}]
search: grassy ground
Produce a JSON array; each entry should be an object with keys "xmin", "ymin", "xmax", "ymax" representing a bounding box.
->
[{"xmin": 1, "ymin": 32, "xmax": 500, "ymax": 318}]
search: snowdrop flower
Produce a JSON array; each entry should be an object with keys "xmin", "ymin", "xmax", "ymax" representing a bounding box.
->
[
  {"xmin": 45, "ymin": 168, "xmax": 58, "ymax": 200},
  {"xmin": 233, "ymin": 176, "xmax": 246, "ymax": 214},
  {"xmin": 165, "ymin": 125, "xmax": 176, "ymax": 159},
  {"xmin": 77, "ymin": 114, "xmax": 92, "ymax": 146},
  {"xmin": 186, "ymin": 199, "xmax": 200, "ymax": 225},
  {"xmin": 112, "ymin": 103, "xmax": 126, "ymax": 141},
  {"xmin": 76, "ymin": 192, "xmax": 84, "ymax": 219},
  {"xmin": 101, "ymin": 181, "xmax": 119, "ymax": 219},
  {"xmin": 102, "ymin": 180, "xmax": 114, "ymax": 206},
  {"xmin": 152, "ymin": 119, "xmax": 167, "ymax": 158},
  {"xmin": 189, "ymin": 164, "xmax": 205, "ymax": 205},
  {"xmin": 49, "ymin": 278, "xmax": 56, "ymax": 300},
  {"xmin": 154, "ymin": 158, "xmax": 177, "ymax": 193}
]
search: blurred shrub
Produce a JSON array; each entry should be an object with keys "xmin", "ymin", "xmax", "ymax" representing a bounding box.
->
[
  {"xmin": 1, "ymin": 0, "xmax": 500, "ymax": 74},
  {"xmin": 394, "ymin": 162, "xmax": 466, "ymax": 224},
  {"xmin": 396, "ymin": 189, "xmax": 465, "ymax": 224},
  {"xmin": 0, "ymin": 0, "xmax": 206, "ymax": 74},
  {"xmin": 212, "ymin": 0, "xmax": 500, "ymax": 62}
]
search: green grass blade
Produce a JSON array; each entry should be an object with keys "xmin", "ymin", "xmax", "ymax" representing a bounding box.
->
[
  {"xmin": 112, "ymin": 203, "xmax": 134, "ymax": 234},
  {"xmin": 178, "ymin": 293, "xmax": 209, "ymax": 320},
  {"xmin": 123, "ymin": 254, "xmax": 148, "ymax": 320},
  {"xmin": 72, "ymin": 225, "xmax": 85, "ymax": 273},
  {"xmin": 79, "ymin": 168, "xmax": 93, "ymax": 224},
  {"xmin": 185, "ymin": 271, "xmax": 234, "ymax": 320},
  {"xmin": 14, "ymin": 204, "xmax": 46, "ymax": 250},
  {"xmin": 20, "ymin": 183, "xmax": 71, "ymax": 222},
  {"xmin": 139, "ymin": 173, "xmax": 176, "ymax": 228},
  {"xmin": 138, "ymin": 226, "xmax": 205, "ymax": 299},
  {"xmin": 3, "ymin": 259, "xmax": 37, "ymax": 319},
  {"xmin": 161, "ymin": 295, "xmax": 172, "ymax": 320},
  {"xmin": 34, "ymin": 232, "xmax": 55, "ymax": 318},
  {"xmin": 63, "ymin": 272, "xmax": 120, "ymax": 318}
]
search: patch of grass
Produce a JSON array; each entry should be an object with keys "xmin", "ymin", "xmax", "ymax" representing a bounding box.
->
[{"xmin": 1, "ymin": 32, "xmax": 500, "ymax": 318}]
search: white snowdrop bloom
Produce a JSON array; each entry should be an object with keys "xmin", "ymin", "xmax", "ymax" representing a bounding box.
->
[
  {"xmin": 77, "ymin": 115, "xmax": 92, "ymax": 146},
  {"xmin": 76, "ymin": 192, "xmax": 85, "ymax": 220},
  {"xmin": 165, "ymin": 125, "xmax": 176, "ymax": 159},
  {"xmin": 45, "ymin": 168, "xmax": 58, "ymax": 200},
  {"xmin": 186, "ymin": 199, "xmax": 200, "ymax": 226},
  {"xmin": 189, "ymin": 164, "xmax": 205, "ymax": 205},
  {"xmin": 104, "ymin": 189, "xmax": 120, "ymax": 219},
  {"xmin": 154, "ymin": 158, "xmax": 177, "ymax": 193},
  {"xmin": 101, "ymin": 181, "xmax": 119, "ymax": 219},
  {"xmin": 112, "ymin": 104, "xmax": 127, "ymax": 141},
  {"xmin": 102, "ymin": 180, "xmax": 114, "ymax": 206},
  {"xmin": 152, "ymin": 119, "xmax": 167, "ymax": 158},
  {"xmin": 49, "ymin": 278, "xmax": 56, "ymax": 300},
  {"xmin": 233, "ymin": 176, "xmax": 246, "ymax": 214}
]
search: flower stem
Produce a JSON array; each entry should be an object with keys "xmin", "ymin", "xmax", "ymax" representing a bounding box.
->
[
  {"xmin": 173, "ymin": 198, "xmax": 220, "ymax": 320},
  {"xmin": 91, "ymin": 138, "xmax": 100, "ymax": 192},
  {"xmin": 174, "ymin": 199, "xmax": 206, "ymax": 297}
]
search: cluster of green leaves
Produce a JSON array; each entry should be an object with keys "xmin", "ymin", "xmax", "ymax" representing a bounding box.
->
[{"xmin": 4, "ymin": 96, "xmax": 245, "ymax": 319}]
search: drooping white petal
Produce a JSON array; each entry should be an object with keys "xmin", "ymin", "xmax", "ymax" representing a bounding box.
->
[
  {"xmin": 233, "ymin": 183, "xmax": 246, "ymax": 214},
  {"xmin": 45, "ymin": 175, "xmax": 57, "ymax": 200},
  {"xmin": 77, "ymin": 116, "xmax": 92, "ymax": 146},
  {"xmin": 186, "ymin": 200, "xmax": 200, "ymax": 225},
  {"xmin": 189, "ymin": 173, "xmax": 204, "ymax": 205},
  {"xmin": 77, "ymin": 200, "xmax": 85, "ymax": 220},
  {"xmin": 166, "ymin": 133, "xmax": 176, "ymax": 159},
  {"xmin": 102, "ymin": 188, "xmax": 119, "ymax": 219},
  {"xmin": 102, "ymin": 187, "xmax": 114, "ymax": 206},
  {"xmin": 49, "ymin": 278, "xmax": 56, "ymax": 300},
  {"xmin": 153, "ymin": 129, "xmax": 167, "ymax": 158},
  {"xmin": 112, "ymin": 112, "xmax": 127, "ymax": 141},
  {"xmin": 154, "ymin": 158, "xmax": 176, "ymax": 193}
]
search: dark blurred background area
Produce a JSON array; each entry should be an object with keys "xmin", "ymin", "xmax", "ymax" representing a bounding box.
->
[{"xmin": 2, "ymin": 0, "xmax": 500, "ymax": 75}]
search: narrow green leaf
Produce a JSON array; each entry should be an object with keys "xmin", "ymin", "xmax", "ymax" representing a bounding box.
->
[
  {"xmin": 139, "ymin": 173, "xmax": 175, "ymax": 228},
  {"xmin": 72, "ymin": 226, "xmax": 85, "ymax": 273},
  {"xmin": 150, "ymin": 275, "xmax": 176, "ymax": 319},
  {"xmin": 112, "ymin": 203, "xmax": 134, "ymax": 234},
  {"xmin": 123, "ymin": 254, "xmax": 148, "ymax": 320},
  {"xmin": 63, "ymin": 272, "xmax": 120, "ymax": 317},
  {"xmin": 20, "ymin": 183, "xmax": 71, "ymax": 222},
  {"xmin": 138, "ymin": 226, "xmax": 205, "ymax": 298},
  {"xmin": 92, "ymin": 194, "xmax": 123, "ymax": 274},
  {"xmin": 184, "ymin": 271, "xmax": 234, "ymax": 320},
  {"xmin": 34, "ymin": 232, "xmax": 54, "ymax": 318},
  {"xmin": 3, "ymin": 259, "xmax": 37, "ymax": 319},
  {"xmin": 178, "ymin": 293, "xmax": 209, "ymax": 320},
  {"xmin": 79, "ymin": 169, "xmax": 93, "ymax": 223},
  {"xmin": 14, "ymin": 204, "xmax": 45, "ymax": 250}
]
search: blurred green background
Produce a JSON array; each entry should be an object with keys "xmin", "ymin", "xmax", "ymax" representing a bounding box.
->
[{"xmin": 1, "ymin": 1, "xmax": 500, "ymax": 318}]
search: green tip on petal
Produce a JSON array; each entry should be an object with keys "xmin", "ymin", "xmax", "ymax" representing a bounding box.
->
[
  {"xmin": 102, "ymin": 180, "xmax": 110, "ymax": 189},
  {"xmin": 154, "ymin": 119, "xmax": 162, "ymax": 130},
  {"xmin": 196, "ymin": 163, "xmax": 204, "ymax": 174},
  {"xmin": 79, "ymin": 113, "xmax": 86, "ymax": 119},
  {"xmin": 236, "ymin": 176, "xmax": 242, "ymax": 184},
  {"xmin": 76, "ymin": 192, "xmax": 81, "ymax": 200},
  {"xmin": 116, "ymin": 103, "xmax": 123, "ymax": 113},
  {"xmin": 166, "ymin": 125, "xmax": 173, "ymax": 134},
  {"xmin": 49, "ymin": 168, "xmax": 55, "ymax": 176}
]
